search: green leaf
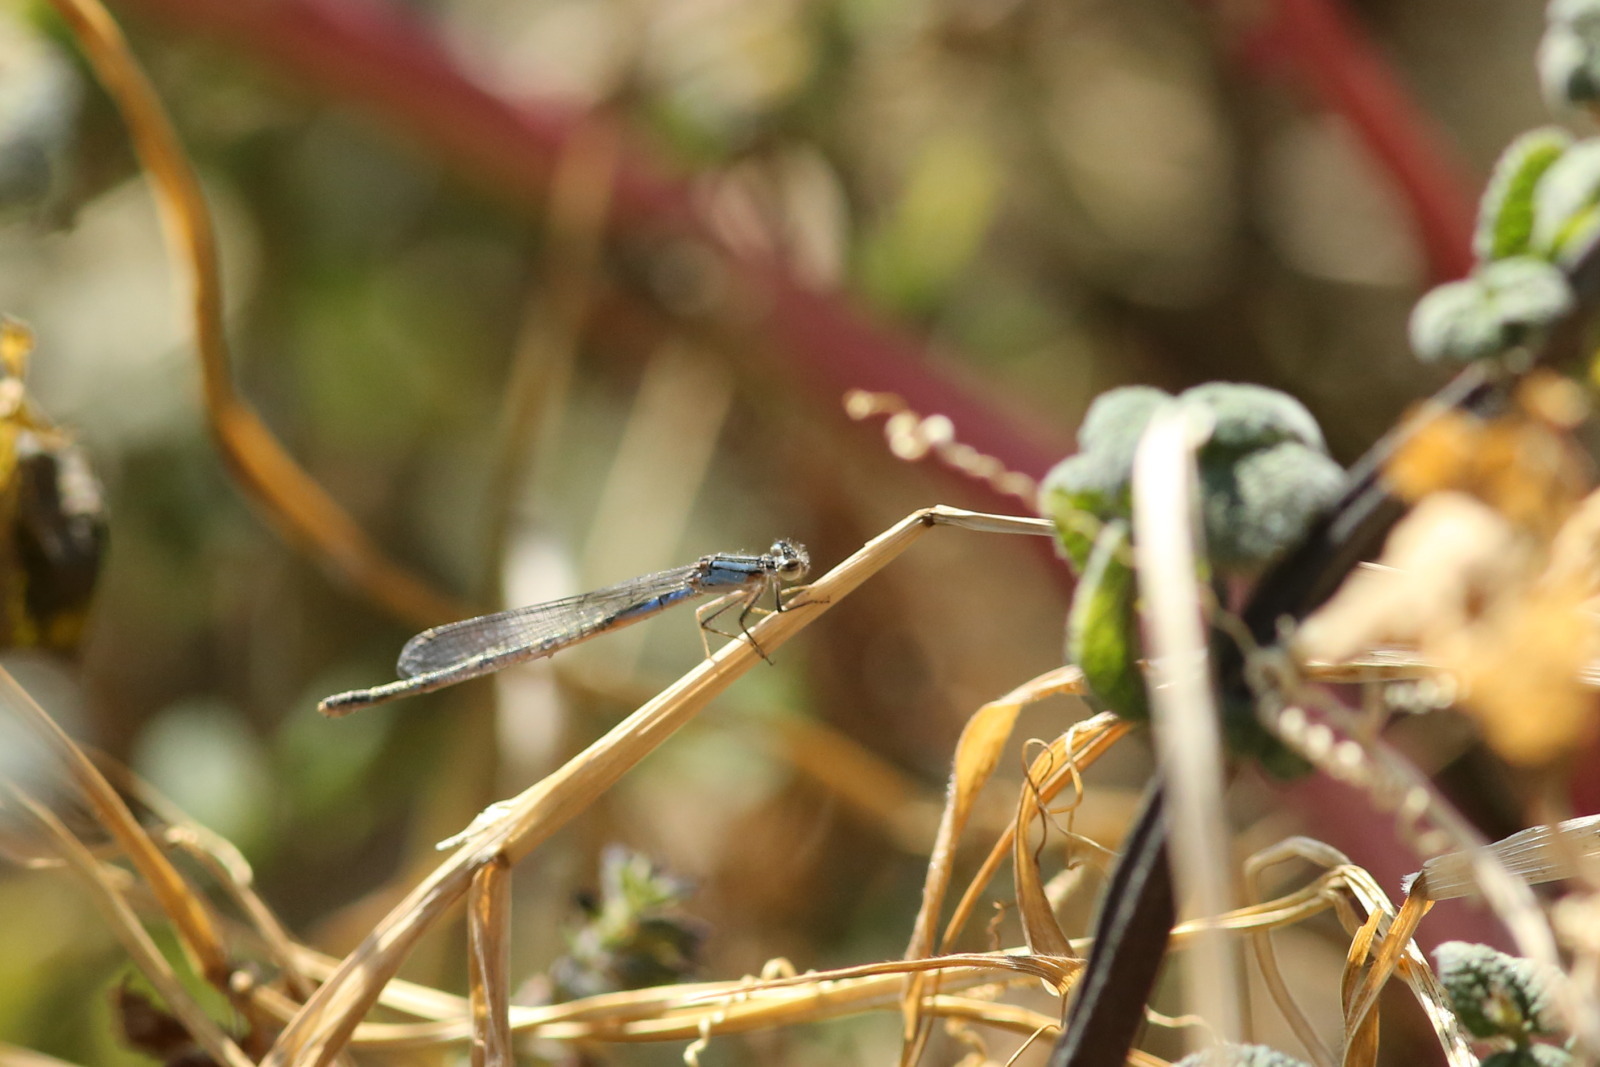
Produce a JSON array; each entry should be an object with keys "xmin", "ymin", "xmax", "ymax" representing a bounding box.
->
[
  {"xmin": 1408, "ymin": 257, "xmax": 1574, "ymax": 363},
  {"xmin": 1040, "ymin": 462, "xmax": 1120, "ymax": 572},
  {"xmin": 1065, "ymin": 520, "xmax": 1148, "ymax": 722},
  {"xmin": 1477, "ymin": 128, "xmax": 1573, "ymax": 261}
]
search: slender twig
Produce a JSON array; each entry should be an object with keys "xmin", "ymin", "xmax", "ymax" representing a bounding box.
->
[{"xmin": 466, "ymin": 858, "xmax": 512, "ymax": 1067}]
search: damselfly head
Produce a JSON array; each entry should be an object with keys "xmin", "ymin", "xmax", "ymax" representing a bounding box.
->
[{"xmin": 769, "ymin": 539, "xmax": 809, "ymax": 581}]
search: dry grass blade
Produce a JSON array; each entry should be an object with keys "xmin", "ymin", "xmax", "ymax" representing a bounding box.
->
[
  {"xmin": 262, "ymin": 506, "xmax": 1056, "ymax": 1067},
  {"xmin": 274, "ymin": 951, "xmax": 1076, "ymax": 1046},
  {"xmin": 907, "ymin": 667, "xmax": 1083, "ymax": 960},
  {"xmin": 1314, "ymin": 861, "xmax": 1473, "ymax": 1067},
  {"xmin": 939, "ymin": 714, "xmax": 1130, "ymax": 953},
  {"xmin": 1244, "ymin": 838, "xmax": 1349, "ymax": 1067},
  {"xmin": 907, "ymin": 715, "xmax": 1125, "ymax": 1065},
  {"xmin": 1339, "ymin": 892, "xmax": 1431, "ymax": 1059},
  {"xmin": 1132, "ymin": 407, "xmax": 1241, "ymax": 1050},
  {"xmin": 1340, "ymin": 909, "xmax": 1384, "ymax": 1067},
  {"xmin": 1011, "ymin": 748, "xmax": 1076, "ymax": 959},
  {"xmin": 97, "ymin": 760, "xmax": 317, "ymax": 1000},
  {"xmin": 467, "ymin": 859, "xmax": 512, "ymax": 1067},
  {"xmin": 1394, "ymin": 953, "xmax": 1477, "ymax": 1067},
  {"xmin": 44, "ymin": 0, "xmax": 462, "ymax": 627},
  {"xmin": 1, "ymin": 785, "xmax": 253, "ymax": 1067},
  {"xmin": 241, "ymin": 861, "xmax": 1407, "ymax": 1056},
  {"xmin": 1265, "ymin": 690, "xmax": 1566, "ymax": 1017},
  {"xmin": 0, "ymin": 667, "xmax": 230, "ymax": 985},
  {"xmin": 899, "ymin": 666, "xmax": 1084, "ymax": 1058}
]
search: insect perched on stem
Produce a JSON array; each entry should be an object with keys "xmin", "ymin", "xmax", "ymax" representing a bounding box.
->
[{"xmin": 318, "ymin": 540, "xmax": 810, "ymax": 716}]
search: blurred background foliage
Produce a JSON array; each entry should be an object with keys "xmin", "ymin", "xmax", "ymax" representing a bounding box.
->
[{"xmin": 0, "ymin": 0, "xmax": 1556, "ymax": 1063}]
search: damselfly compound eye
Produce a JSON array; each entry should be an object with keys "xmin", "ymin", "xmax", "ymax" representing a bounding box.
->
[{"xmin": 771, "ymin": 539, "xmax": 810, "ymax": 581}]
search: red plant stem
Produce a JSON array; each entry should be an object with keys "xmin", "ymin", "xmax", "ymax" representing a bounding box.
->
[
  {"xmin": 1219, "ymin": 0, "xmax": 1478, "ymax": 282},
  {"xmin": 101, "ymin": 0, "xmax": 1067, "ymax": 501}
]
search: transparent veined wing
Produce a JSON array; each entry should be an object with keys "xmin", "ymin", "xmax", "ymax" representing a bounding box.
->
[{"xmin": 395, "ymin": 562, "xmax": 713, "ymax": 678}]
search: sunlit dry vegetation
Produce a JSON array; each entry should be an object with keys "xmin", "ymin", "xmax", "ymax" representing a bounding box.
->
[{"xmin": 3, "ymin": 0, "xmax": 1600, "ymax": 1066}]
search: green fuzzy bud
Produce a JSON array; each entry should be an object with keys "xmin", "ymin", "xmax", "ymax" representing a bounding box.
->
[
  {"xmin": 1041, "ymin": 454, "xmax": 1123, "ymax": 572},
  {"xmin": 1040, "ymin": 386, "xmax": 1174, "ymax": 570},
  {"xmin": 1172, "ymin": 1044, "xmax": 1312, "ymax": 1067},
  {"xmin": 1179, "ymin": 382, "xmax": 1326, "ymax": 456},
  {"xmin": 1477, "ymin": 128, "xmax": 1574, "ymax": 261},
  {"xmin": 1198, "ymin": 442, "xmax": 1346, "ymax": 574},
  {"xmin": 1409, "ymin": 258, "xmax": 1574, "ymax": 363},
  {"xmin": 1434, "ymin": 941, "xmax": 1561, "ymax": 1042},
  {"xmin": 1048, "ymin": 382, "xmax": 1337, "ymax": 773},
  {"xmin": 1078, "ymin": 385, "xmax": 1175, "ymax": 455}
]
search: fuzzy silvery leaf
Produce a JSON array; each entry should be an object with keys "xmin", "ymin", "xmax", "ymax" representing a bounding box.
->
[
  {"xmin": 1179, "ymin": 382, "xmax": 1326, "ymax": 455},
  {"xmin": 1531, "ymin": 138, "xmax": 1600, "ymax": 261},
  {"xmin": 1408, "ymin": 258, "xmax": 1574, "ymax": 362},
  {"xmin": 1077, "ymin": 385, "xmax": 1174, "ymax": 455},
  {"xmin": 1173, "ymin": 1044, "xmax": 1311, "ymax": 1067},
  {"xmin": 1542, "ymin": 0, "xmax": 1600, "ymax": 107},
  {"xmin": 1482, "ymin": 1047, "xmax": 1575, "ymax": 1067},
  {"xmin": 1434, "ymin": 941, "xmax": 1562, "ymax": 1041}
]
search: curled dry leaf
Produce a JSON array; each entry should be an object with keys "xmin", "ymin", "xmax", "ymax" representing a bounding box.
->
[
  {"xmin": 1297, "ymin": 375, "xmax": 1600, "ymax": 767},
  {"xmin": 901, "ymin": 666, "xmax": 1085, "ymax": 1057},
  {"xmin": 1299, "ymin": 492, "xmax": 1599, "ymax": 766},
  {"xmin": 1295, "ymin": 492, "xmax": 1529, "ymax": 664},
  {"xmin": 1384, "ymin": 374, "xmax": 1590, "ymax": 535}
]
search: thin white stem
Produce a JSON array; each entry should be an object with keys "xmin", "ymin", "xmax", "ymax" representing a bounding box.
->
[{"xmin": 1132, "ymin": 409, "xmax": 1242, "ymax": 1051}]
